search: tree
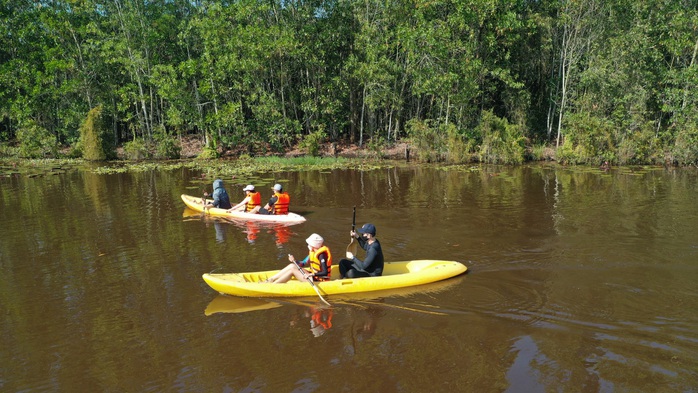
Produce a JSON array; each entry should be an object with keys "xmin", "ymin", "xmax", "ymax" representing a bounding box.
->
[{"xmin": 80, "ymin": 105, "xmax": 114, "ymax": 160}]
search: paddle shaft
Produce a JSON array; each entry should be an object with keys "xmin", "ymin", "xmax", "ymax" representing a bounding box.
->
[
  {"xmin": 352, "ymin": 206, "xmax": 356, "ymax": 231},
  {"xmin": 202, "ymin": 191, "xmax": 209, "ymax": 215},
  {"xmin": 290, "ymin": 256, "xmax": 330, "ymax": 306},
  {"xmin": 346, "ymin": 206, "xmax": 358, "ymax": 255}
]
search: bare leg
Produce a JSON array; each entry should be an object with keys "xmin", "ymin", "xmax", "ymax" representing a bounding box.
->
[{"xmin": 266, "ymin": 264, "xmax": 309, "ymax": 283}]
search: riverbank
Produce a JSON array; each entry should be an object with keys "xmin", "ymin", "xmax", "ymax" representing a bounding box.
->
[{"xmin": 175, "ymin": 135, "xmax": 412, "ymax": 161}]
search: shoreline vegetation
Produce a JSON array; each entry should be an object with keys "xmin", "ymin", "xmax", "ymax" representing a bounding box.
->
[{"xmin": 1, "ymin": 2, "xmax": 697, "ymax": 167}]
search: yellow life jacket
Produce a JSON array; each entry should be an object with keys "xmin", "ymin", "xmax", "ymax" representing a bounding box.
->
[{"xmin": 308, "ymin": 245, "xmax": 332, "ymax": 280}]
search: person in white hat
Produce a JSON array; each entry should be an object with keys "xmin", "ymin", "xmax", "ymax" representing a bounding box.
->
[
  {"xmin": 227, "ymin": 184, "xmax": 262, "ymax": 213},
  {"xmin": 263, "ymin": 233, "xmax": 333, "ymax": 283}
]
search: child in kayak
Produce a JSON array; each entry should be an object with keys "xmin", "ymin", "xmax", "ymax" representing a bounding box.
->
[
  {"xmin": 228, "ymin": 184, "xmax": 262, "ymax": 213},
  {"xmin": 263, "ymin": 234, "xmax": 332, "ymax": 283},
  {"xmin": 203, "ymin": 179, "xmax": 232, "ymax": 210}
]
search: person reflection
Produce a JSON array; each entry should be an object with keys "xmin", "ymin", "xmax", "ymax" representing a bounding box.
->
[
  {"xmin": 213, "ymin": 221, "xmax": 226, "ymax": 243},
  {"xmin": 354, "ymin": 306, "xmax": 383, "ymax": 342},
  {"xmin": 271, "ymin": 224, "xmax": 292, "ymax": 247},
  {"xmin": 289, "ymin": 304, "xmax": 334, "ymax": 337},
  {"xmin": 244, "ymin": 221, "xmax": 260, "ymax": 244},
  {"xmin": 306, "ymin": 305, "xmax": 334, "ymax": 337},
  {"xmin": 202, "ymin": 218, "xmax": 227, "ymax": 243}
]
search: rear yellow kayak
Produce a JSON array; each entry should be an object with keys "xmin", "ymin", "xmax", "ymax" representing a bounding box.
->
[
  {"xmin": 181, "ymin": 194, "xmax": 306, "ymax": 224},
  {"xmin": 202, "ymin": 260, "xmax": 467, "ymax": 298}
]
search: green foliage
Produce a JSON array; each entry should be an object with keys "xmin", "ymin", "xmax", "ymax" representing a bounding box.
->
[
  {"xmin": 616, "ymin": 121, "xmax": 659, "ymax": 165},
  {"xmin": 406, "ymin": 119, "xmax": 446, "ymax": 163},
  {"xmin": 2, "ymin": 1, "xmax": 698, "ymax": 166},
  {"xmin": 671, "ymin": 124, "xmax": 698, "ymax": 166},
  {"xmin": 557, "ymin": 112, "xmax": 615, "ymax": 165},
  {"xmin": 79, "ymin": 105, "xmax": 114, "ymax": 161},
  {"xmin": 528, "ymin": 144, "xmax": 554, "ymax": 161},
  {"xmin": 402, "ymin": 121, "xmax": 475, "ymax": 163},
  {"xmin": 366, "ymin": 137, "xmax": 387, "ymax": 159},
  {"xmin": 299, "ymin": 130, "xmax": 326, "ymax": 157},
  {"xmin": 16, "ymin": 120, "xmax": 57, "ymax": 159},
  {"xmin": 65, "ymin": 142, "xmax": 83, "ymax": 159},
  {"xmin": 123, "ymin": 139, "xmax": 150, "ymax": 161},
  {"xmin": 556, "ymin": 139, "xmax": 594, "ymax": 165},
  {"xmin": 476, "ymin": 110, "xmax": 526, "ymax": 165},
  {"xmin": 197, "ymin": 146, "xmax": 220, "ymax": 160},
  {"xmin": 0, "ymin": 143, "xmax": 19, "ymax": 158},
  {"xmin": 153, "ymin": 127, "xmax": 181, "ymax": 160},
  {"xmin": 445, "ymin": 124, "xmax": 475, "ymax": 164}
]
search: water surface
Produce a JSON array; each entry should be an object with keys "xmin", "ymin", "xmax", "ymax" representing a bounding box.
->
[{"xmin": 1, "ymin": 163, "xmax": 696, "ymax": 392}]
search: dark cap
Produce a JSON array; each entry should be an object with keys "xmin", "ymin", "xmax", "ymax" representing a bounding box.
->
[{"xmin": 357, "ymin": 223, "xmax": 376, "ymax": 236}]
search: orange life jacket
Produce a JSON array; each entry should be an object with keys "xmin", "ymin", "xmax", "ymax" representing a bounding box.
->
[
  {"xmin": 246, "ymin": 192, "xmax": 261, "ymax": 212},
  {"xmin": 308, "ymin": 245, "xmax": 332, "ymax": 281},
  {"xmin": 272, "ymin": 192, "xmax": 290, "ymax": 215}
]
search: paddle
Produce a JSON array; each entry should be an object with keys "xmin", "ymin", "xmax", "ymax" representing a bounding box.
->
[
  {"xmin": 289, "ymin": 254, "xmax": 331, "ymax": 307},
  {"xmin": 201, "ymin": 191, "xmax": 209, "ymax": 216},
  {"xmin": 346, "ymin": 206, "xmax": 358, "ymax": 256}
]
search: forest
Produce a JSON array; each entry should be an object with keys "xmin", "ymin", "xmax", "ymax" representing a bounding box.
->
[{"xmin": 1, "ymin": 0, "xmax": 697, "ymax": 165}]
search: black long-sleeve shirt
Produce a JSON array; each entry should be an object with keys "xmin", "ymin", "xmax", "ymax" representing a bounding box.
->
[{"xmin": 350, "ymin": 237, "xmax": 384, "ymax": 276}]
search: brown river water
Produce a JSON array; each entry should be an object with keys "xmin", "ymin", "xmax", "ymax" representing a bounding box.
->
[{"xmin": 1, "ymin": 163, "xmax": 696, "ymax": 392}]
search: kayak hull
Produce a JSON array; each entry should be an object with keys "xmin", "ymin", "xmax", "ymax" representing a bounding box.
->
[
  {"xmin": 181, "ymin": 194, "xmax": 306, "ymax": 224},
  {"xmin": 202, "ymin": 260, "xmax": 467, "ymax": 298}
]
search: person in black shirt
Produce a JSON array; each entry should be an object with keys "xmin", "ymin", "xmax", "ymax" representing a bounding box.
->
[{"xmin": 338, "ymin": 223, "xmax": 384, "ymax": 278}]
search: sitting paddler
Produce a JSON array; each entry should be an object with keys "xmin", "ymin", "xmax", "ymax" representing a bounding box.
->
[
  {"xmin": 338, "ymin": 223, "xmax": 384, "ymax": 278},
  {"xmin": 263, "ymin": 234, "xmax": 332, "ymax": 283},
  {"xmin": 228, "ymin": 184, "xmax": 262, "ymax": 213},
  {"xmin": 203, "ymin": 179, "xmax": 232, "ymax": 210},
  {"xmin": 258, "ymin": 183, "xmax": 290, "ymax": 215}
]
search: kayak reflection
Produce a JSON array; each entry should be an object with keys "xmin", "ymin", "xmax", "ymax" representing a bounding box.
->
[{"xmin": 204, "ymin": 295, "xmax": 282, "ymax": 315}]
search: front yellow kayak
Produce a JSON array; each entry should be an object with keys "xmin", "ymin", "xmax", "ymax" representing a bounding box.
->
[
  {"xmin": 202, "ymin": 260, "xmax": 467, "ymax": 298},
  {"xmin": 181, "ymin": 194, "xmax": 306, "ymax": 224}
]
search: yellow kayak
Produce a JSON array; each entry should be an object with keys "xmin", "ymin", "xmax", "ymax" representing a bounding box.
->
[
  {"xmin": 202, "ymin": 260, "xmax": 467, "ymax": 298},
  {"xmin": 181, "ymin": 194, "xmax": 306, "ymax": 224}
]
